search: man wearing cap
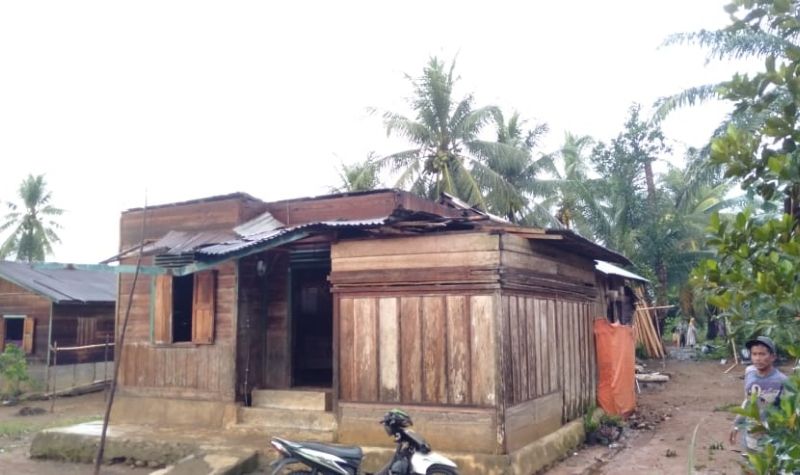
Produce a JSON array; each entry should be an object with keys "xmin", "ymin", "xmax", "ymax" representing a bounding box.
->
[{"xmin": 728, "ymin": 336, "xmax": 788, "ymax": 451}]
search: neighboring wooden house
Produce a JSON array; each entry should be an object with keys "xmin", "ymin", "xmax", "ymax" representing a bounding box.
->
[
  {"xmin": 0, "ymin": 261, "xmax": 116, "ymax": 383},
  {"xmin": 594, "ymin": 260, "xmax": 649, "ymax": 325},
  {"xmin": 108, "ymin": 190, "xmax": 633, "ymax": 473}
]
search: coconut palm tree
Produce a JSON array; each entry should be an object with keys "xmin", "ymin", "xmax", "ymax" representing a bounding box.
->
[
  {"xmin": 529, "ymin": 132, "xmax": 601, "ymax": 233},
  {"xmin": 0, "ymin": 174, "xmax": 64, "ymax": 262},
  {"xmin": 331, "ymin": 153, "xmax": 382, "ymax": 193},
  {"xmin": 479, "ymin": 109, "xmax": 555, "ymax": 222},
  {"xmin": 375, "ymin": 57, "xmax": 532, "ymax": 215}
]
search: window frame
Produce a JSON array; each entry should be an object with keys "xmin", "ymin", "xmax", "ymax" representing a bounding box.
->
[{"xmin": 150, "ymin": 270, "xmax": 216, "ymax": 346}]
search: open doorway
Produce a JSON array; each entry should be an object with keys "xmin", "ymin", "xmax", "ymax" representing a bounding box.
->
[{"xmin": 290, "ymin": 251, "xmax": 333, "ymax": 388}]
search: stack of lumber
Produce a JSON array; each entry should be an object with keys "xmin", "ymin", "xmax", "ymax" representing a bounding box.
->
[{"xmin": 632, "ymin": 287, "xmax": 666, "ymax": 359}]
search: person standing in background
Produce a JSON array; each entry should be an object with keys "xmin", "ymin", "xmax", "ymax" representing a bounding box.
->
[{"xmin": 686, "ymin": 318, "xmax": 697, "ymax": 348}]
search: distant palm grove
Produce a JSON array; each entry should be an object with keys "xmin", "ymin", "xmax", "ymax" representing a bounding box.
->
[{"xmin": 335, "ymin": 56, "xmax": 738, "ymax": 331}]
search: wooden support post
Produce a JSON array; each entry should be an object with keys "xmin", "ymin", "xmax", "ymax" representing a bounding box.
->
[
  {"xmin": 103, "ymin": 335, "xmax": 109, "ymax": 402},
  {"xmin": 50, "ymin": 342, "xmax": 57, "ymax": 413}
]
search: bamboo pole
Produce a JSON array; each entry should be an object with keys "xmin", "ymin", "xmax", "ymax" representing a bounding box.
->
[{"xmin": 93, "ymin": 198, "xmax": 147, "ymax": 475}]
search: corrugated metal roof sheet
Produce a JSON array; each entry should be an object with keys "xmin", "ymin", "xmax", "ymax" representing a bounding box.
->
[
  {"xmin": 544, "ymin": 229, "xmax": 632, "ymax": 266},
  {"xmin": 233, "ymin": 211, "xmax": 284, "ymax": 237},
  {"xmin": 197, "ymin": 217, "xmax": 389, "ymax": 257},
  {"xmin": 595, "ymin": 260, "xmax": 649, "ymax": 282},
  {"xmin": 151, "ymin": 230, "xmax": 237, "ymax": 255},
  {"xmin": 0, "ymin": 261, "xmax": 116, "ymax": 303}
]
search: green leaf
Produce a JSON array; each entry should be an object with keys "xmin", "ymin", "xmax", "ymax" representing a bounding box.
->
[
  {"xmin": 774, "ymin": 0, "xmax": 791, "ymax": 14},
  {"xmin": 767, "ymin": 155, "xmax": 787, "ymax": 174}
]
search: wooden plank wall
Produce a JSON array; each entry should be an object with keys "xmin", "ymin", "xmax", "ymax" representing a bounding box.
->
[
  {"xmin": 115, "ymin": 197, "xmax": 260, "ymax": 402},
  {"xmin": 235, "ymin": 254, "xmax": 269, "ymax": 399},
  {"xmin": 496, "ymin": 234, "xmax": 600, "ymax": 423},
  {"xmin": 116, "ymin": 260, "xmax": 237, "ymax": 402},
  {"xmin": 0, "ymin": 277, "xmax": 51, "ymax": 360},
  {"xmin": 120, "ymin": 195, "xmax": 263, "ymax": 248},
  {"xmin": 52, "ymin": 303, "xmax": 116, "ymax": 365},
  {"xmin": 264, "ymin": 190, "xmax": 465, "ymax": 227},
  {"xmin": 338, "ymin": 294, "xmax": 497, "ymax": 407},
  {"xmin": 263, "ymin": 252, "xmax": 291, "ymax": 388},
  {"xmin": 500, "ymin": 295, "xmax": 596, "ymax": 423},
  {"xmin": 500, "ymin": 234, "xmax": 597, "ymax": 299},
  {"xmin": 331, "ymin": 232, "xmax": 501, "ymax": 273}
]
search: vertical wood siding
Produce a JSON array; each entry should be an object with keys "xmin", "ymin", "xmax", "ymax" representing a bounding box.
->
[
  {"xmin": 500, "ymin": 295, "xmax": 596, "ymax": 422},
  {"xmin": 338, "ymin": 294, "xmax": 497, "ymax": 407}
]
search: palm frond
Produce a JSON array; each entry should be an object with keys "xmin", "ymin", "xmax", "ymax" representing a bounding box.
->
[
  {"xmin": 458, "ymin": 106, "xmax": 499, "ymax": 139},
  {"xmin": 653, "ymin": 84, "xmax": 721, "ymax": 122},
  {"xmin": 382, "ymin": 112, "xmax": 432, "ymax": 144},
  {"xmin": 663, "ymin": 29, "xmax": 794, "ymax": 61}
]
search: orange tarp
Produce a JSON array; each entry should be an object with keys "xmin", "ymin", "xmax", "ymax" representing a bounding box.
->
[{"xmin": 594, "ymin": 319, "xmax": 636, "ymax": 416}]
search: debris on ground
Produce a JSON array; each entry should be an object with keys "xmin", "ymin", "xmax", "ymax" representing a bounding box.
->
[{"xmin": 16, "ymin": 406, "xmax": 46, "ymax": 416}]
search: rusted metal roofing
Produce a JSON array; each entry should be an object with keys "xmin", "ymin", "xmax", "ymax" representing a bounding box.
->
[
  {"xmin": 595, "ymin": 260, "xmax": 649, "ymax": 282},
  {"xmin": 543, "ymin": 229, "xmax": 632, "ymax": 266},
  {"xmin": 151, "ymin": 230, "xmax": 238, "ymax": 255},
  {"xmin": 197, "ymin": 217, "xmax": 389, "ymax": 257},
  {"xmin": 0, "ymin": 261, "xmax": 116, "ymax": 303},
  {"xmin": 439, "ymin": 192, "xmax": 511, "ymax": 224}
]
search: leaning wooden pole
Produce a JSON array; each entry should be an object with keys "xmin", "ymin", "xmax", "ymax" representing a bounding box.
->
[{"xmin": 93, "ymin": 199, "xmax": 147, "ymax": 475}]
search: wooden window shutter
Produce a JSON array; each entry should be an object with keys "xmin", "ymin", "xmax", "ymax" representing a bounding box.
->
[
  {"xmin": 154, "ymin": 275, "xmax": 173, "ymax": 344},
  {"xmin": 0, "ymin": 316, "xmax": 5, "ymax": 353},
  {"xmin": 192, "ymin": 270, "xmax": 216, "ymax": 344},
  {"xmin": 22, "ymin": 316, "xmax": 35, "ymax": 354}
]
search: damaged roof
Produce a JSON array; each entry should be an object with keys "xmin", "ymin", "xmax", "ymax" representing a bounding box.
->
[
  {"xmin": 108, "ymin": 190, "xmax": 634, "ymax": 271},
  {"xmin": 595, "ymin": 260, "xmax": 649, "ymax": 282},
  {"xmin": 198, "ymin": 217, "xmax": 390, "ymax": 257},
  {"xmin": 0, "ymin": 261, "xmax": 116, "ymax": 303}
]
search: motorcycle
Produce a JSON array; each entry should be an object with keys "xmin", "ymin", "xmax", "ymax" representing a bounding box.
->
[{"xmin": 269, "ymin": 408, "xmax": 459, "ymax": 475}]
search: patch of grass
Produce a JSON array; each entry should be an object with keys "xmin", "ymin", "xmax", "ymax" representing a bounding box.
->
[
  {"xmin": 713, "ymin": 403, "xmax": 739, "ymax": 412},
  {"xmin": 0, "ymin": 414, "xmax": 101, "ymax": 438}
]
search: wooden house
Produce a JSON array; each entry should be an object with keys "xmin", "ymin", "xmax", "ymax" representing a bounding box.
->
[
  {"xmin": 0, "ymin": 261, "xmax": 116, "ymax": 387},
  {"xmin": 594, "ymin": 260, "xmax": 649, "ymax": 325},
  {"xmin": 108, "ymin": 190, "xmax": 632, "ymax": 472}
]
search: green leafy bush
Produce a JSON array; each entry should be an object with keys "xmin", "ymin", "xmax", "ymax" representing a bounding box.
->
[
  {"xmin": 583, "ymin": 405, "xmax": 599, "ymax": 434},
  {"xmin": 0, "ymin": 344, "xmax": 30, "ymax": 398}
]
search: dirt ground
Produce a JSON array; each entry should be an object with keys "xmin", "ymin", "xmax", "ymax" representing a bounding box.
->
[
  {"xmin": 547, "ymin": 358, "xmax": 792, "ymax": 475},
  {"xmin": 0, "ymin": 391, "xmax": 148, "ymax": 475},
  {"xmin": 0, "ymin": 359, "xmax": 787, "ymax": 475}
]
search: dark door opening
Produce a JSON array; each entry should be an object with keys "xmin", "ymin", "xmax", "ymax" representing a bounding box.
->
[{"xmin": 291, "ymin": 262, "xmax": 333, "ymax": 388}]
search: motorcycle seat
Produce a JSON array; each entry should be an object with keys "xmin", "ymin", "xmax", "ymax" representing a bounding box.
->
[{"xmin": 299, "ymin": 442, "xmax": 363, "ymax": 461}]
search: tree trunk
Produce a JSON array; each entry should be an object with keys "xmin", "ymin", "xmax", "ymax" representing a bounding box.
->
[
  {"xmin": 785, "ymin": 183, "xmax": 800, "ymax": 227},
  {"xmin": 656, "ymin": 261, "xmax": 668, "ymax": 326},
  {"xmin": 644, "ymin": 159, "xmax": 657, "ymax": 207}
]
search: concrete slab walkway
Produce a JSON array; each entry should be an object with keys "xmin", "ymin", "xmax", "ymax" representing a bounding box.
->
[{"xmin": 30, "ymin": 421, "xmax": 262, "ymax": 474}]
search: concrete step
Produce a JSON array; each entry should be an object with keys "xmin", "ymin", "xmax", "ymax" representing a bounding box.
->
[
  {"xmin": 251, "ymin": 389, "xmax": 331, "ymax": 411},
  {"xmin": 237, "ymin": 406, "xmax": 337, "ymax": 432},
  {"xmin": 227, "ymin": 424, "xmax": 336, "ymax": 443}
]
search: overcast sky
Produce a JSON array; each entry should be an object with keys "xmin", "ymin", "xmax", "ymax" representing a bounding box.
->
[{"xmin": 0, "ymin": 1, "xmax": 757, "ymax": 263}]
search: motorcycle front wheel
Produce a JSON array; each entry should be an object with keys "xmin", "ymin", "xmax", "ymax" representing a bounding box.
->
[{"xmin": 426, "ymin": 465, "xmax": 459, "ymax": 475}]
